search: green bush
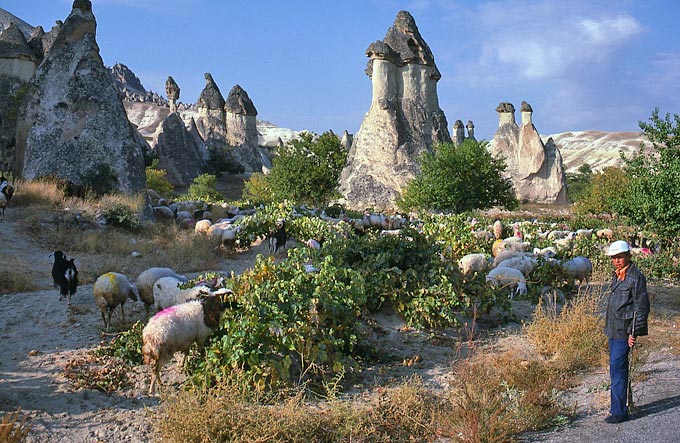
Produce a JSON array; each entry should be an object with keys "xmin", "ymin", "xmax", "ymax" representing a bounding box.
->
[
  {"xmin": 574, "ymin": 167, "xmax": 629, "ymax": 216},
  {"xmin": 145, "ymin": 167, "xmax": 174, "ymax": 197},
  {"xmin": 101, "ymin": 202, "xmax": 140, "ymax": 230},
  {"xmin": 242, "ymin": 172, "xmax": 274, "ymax": 206},
  {"xmin": 82, "ymin": 163, "xmax": 119, "ymax": 196},
  {"xmin": 398, "ymin": 140, "xmax": 518, "ymax": 212},
  {"xmin": 186, "ymin": 174, "xmax": 224, "ymax": 202},
  {"xmin": 95, "ymin": 321, "xmax": 145, "ymax": 365},
  {"xmin": 566, "ymin": 163, "xmax": 594, "ymax": 203},
  {"xmin": 205, "ymin": 145, "xmax": 245, "ymax": 176}
]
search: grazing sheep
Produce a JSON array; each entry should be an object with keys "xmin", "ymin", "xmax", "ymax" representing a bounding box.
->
[
  {"xmin": 0, "ymin": 177, "xmax": 14, "ymax": 221},
  {"xmin": 574, "ymin": 229, "xmax": 594, "ymax": 240},
  {"xmin": 492, "ymin": 250, "xmax": 525, "ymax": 267},
  {"xmin": 136, "ymin": 268, "xmax": 188, "ymax": 316},
  {"xmin": 495, "ymin": 255, "xmax": 538, "ymax": 277},
  {"xmin": 561, "ymin": 256, "xmax": 593, "ymax": 286},
  {"xmin": 152, "ymin": 276, "xmax": 211, "ymax": 311},
  {"xmin": 532, "ymin": 246, "xmax": 557, "ymax": 258},
  {"xmin": 268, "ymin": 219, "xmax": 287, "ymax": 255},
  {"xmin": 142, "ymin": 294, "xmax": 228, "ymax": 394},
  {"xmin": 547, "ymin": 230, "xmax": 571, "ymax": 240},
  {"xmin": 93, "ymin": 272, "xmax": 139, "ymax": 332},
  {"xmin": 305, "ymin": 238, "xmax": 322, "ymax": 250},
  {"xmin": 596, "ymin": 228, "xmax": 614, "ymax": 241},
  {"xmin": 485, "ymin": 267, "xmax": 528, "ymax": 299},
  {"xmin": 458, "ymin": 253, "xmax": 492, "ymax": 276},
  {"xmin": 554, "ymin": 232, "xmax": 576, "ymax": 252},
  {"xmin": 492, "ymin": 220, "xmax": 504, "ymax": 239},
  {"xmin": 492, "ymin": 239, "xmax": 530, "ymax": 257},
  {"xmin": 50, "ymin": 250, "xmax": 79, "ymax": 304}
]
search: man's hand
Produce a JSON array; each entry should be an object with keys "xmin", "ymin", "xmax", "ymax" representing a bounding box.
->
[{"xmin": 628, "ymin": 334, "xmax": 636, "ymax": 347}]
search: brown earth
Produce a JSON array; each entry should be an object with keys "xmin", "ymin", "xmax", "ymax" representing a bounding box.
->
[{"xmin": 0, "ymin": 205, "xmax": 678, "ymax": 443}]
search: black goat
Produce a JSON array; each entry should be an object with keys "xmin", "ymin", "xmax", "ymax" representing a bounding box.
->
[
  {"xmin": 51, "ymin": 250, "xmax": 79, "ymax": 304},
  {"xmin": 268, "ymin": 219, "xmax": 287, "ymax": 255},
  {"xmin": 0, "ymin": 176, "xmax": 14, "ymax": 222}
]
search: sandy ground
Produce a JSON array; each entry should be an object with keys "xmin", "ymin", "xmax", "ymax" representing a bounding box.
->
[{"xmin": 1, "ymin": 206, "xmax": 679, "ymax": 443}]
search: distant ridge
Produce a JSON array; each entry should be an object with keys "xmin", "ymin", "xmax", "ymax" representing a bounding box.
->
[{"xmin": 0, "ymin": 8, "xmax": 34, "ymax": 37}]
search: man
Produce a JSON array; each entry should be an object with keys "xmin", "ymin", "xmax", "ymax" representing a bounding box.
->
[{"xmin": 604, "ymin": 240, "xmax": 650, "ymax": 424}]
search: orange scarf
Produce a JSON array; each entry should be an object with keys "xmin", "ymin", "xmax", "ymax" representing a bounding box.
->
[{"xmin": 615, "ymin": 265, "xmax": 629, "ymax": 281}]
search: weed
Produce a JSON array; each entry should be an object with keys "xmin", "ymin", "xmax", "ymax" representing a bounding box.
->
[{"xmin": 0, "ymin": 408, "xmax": 31, "ymax": 443}]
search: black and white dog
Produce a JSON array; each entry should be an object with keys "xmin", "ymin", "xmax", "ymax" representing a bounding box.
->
[
  {"xmin": 51, "ymin": 251, "xmax": 79, "ymax": 304},
  {"xmin": 268, "ymin": 219, "xmax": 287, "ymax": 255},
  {"xmin": 0, "ymin": 176, "xmax": 14, "ymax": 221}
]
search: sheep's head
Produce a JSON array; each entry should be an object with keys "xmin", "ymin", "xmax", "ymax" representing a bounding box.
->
[
  {"xmin": 128, "ymin": 283, "xmax": 139, "ymax": 302},
  {"xmin": 200, "ymin": 294, "xmax": 227, "ymax": 328}
]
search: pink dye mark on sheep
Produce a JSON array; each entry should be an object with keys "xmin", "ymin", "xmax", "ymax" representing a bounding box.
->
[{"xmin": 155, "ymin": 305, "xmax": 177, "ymax": 318}]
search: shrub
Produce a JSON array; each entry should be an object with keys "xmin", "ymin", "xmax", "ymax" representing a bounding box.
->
[
  {"xmin": 0, "ymin": 408, "xmax": 31, "ymax": 443},
  {"xmin": 398, "ymin": 140, "xmax": 518, "ymax": 212},
  {"xmin": 145, "ymin": 167, "xmax": 174, "ymax": 197},
  {"xmin": 566, "ymin": 163, "xmax": 594, "ymax": 203},
  {"xmin": 574, "ymin": 166, "xmax": 629, "ymax": 216},
  {"xmin": 81, "ymin": 163, "xmax": 119, "ymax": 197},
  {"xmin": 95, "ymin": 320, "xmax": 145, "ymax": 365},
  {"xmin": 205, "ymin": 144, "xmax": 245, "ymax": 176},
  {"xmin": 241, "ymin": 172, "xmax": 274, "ymax": 205},
  {"xmin": 186, "ymin": 173, "xmax": 224, "ymax": 202},
  {"xmin": 100, "ymin": 202, "xmax": 140, "ymax": 230}
]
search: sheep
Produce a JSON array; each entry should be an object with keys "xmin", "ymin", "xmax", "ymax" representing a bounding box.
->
[
  {"xmin": 136, "ymin": 267, "xmax": 187, "ymax": 316},
  {"xmin": 93, "ymin": 272, "xmax": 139, "ymax": 332},
  {"xmin": 492, "ymin": 239, "xmax": 530, "ymax": 257},
  {"xmin": 574, "ymin": 229, "xmax": 594, "ymax": 240},
  {"xmin": 532, "ymin": 246, "xmax": 557, "ymax": 258},
  {"xmin": 554, "ymin": 232, "xmax": 576, "ymax": 252},
  {"xmin": 561, "ymin": 256, "xmax": 593, "ymax": 287},
  {"xmin": 0, "ymin": 177, "xmax": 14, "ymax": 221},
  {"xmin": 485, "ymin": 267, "xmax": 527, "ymax": 299},
  {"xmin": 268, "ymin": 218, "xmax": 287, "ymax": 255},
  {"xmin": 495, "ymin": 255, "xmax": 538, "ymax": 277},
  {"xmin": 50, "ymin": 250, "xmax": 78, "ymax": 304},
  {"xmin": 152, "ymin": 276, "xmax": 211, "ymax": 311},
  {"xmin": 492, "ymin": 250, "xmax": 525, "ymax": 267},
  {"xmin": 596, "ymin": 228, "xmax": 614, "ymax": 241},
  {"xmin": 142, "ymin": 294, "xmax": 228, "ymax": 394},
  {"xmin": 305, "ymin": 238, "xmax": 322, "ymax": 250},
  {"xmin": 458, "ymin": 253, "xmax": 492, "ymax": 276}
]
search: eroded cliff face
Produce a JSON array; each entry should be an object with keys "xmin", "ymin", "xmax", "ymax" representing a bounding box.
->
[
  {"xmin": 489, "ymin": 101, "xmax": 567, "ymax": 205},
  {"xmin": 14, "ymin": 0, "xmax": 146, "ymax": 193},
  {"xmin": 338, "ymin": 10, "xmax": 451, "ymax": 211}
]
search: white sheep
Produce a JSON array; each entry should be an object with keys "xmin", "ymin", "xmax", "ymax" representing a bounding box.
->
[
  {"xmin": 596, "ymin": 228, "xmax": 614, "ymax": 241},
  {"xmin": 152, "ymin": 276, "xmax": 211, "ymax": 311},
  {"xmin": 554, "ymin": 232, "xmax": 576, "ymax": 252},
  {"xmin": 458, "ymin": 253, "xmax": 492, "ymax": 276},
  {"xmin": 492, "ymin": 239, "xmax": 530, "ymax": 257},
  {"xmin": 492, "ymin": 250, "xmax": 524, "ymax": 267},
  {"xmin": 532, "ymin": 246, "xmax": 557, "ymax": 258},
  {"xmin": 561, "ymin": 256, "xmax": 593, "ymax": 286},
  {"xmin": 495, "ymin": 255, "xmax": 538, "ymax": 277},
  {"xmin": 136, "ymin": 267, "xmax": 188, "ymax": 315},
  {"xmin": 485, "ymin": 267, "xmax": 528, "ymax": 299},
  {"xmin": 93, "ymin": 272, "xmax": 139, "ymax": 332},
  {"xmin": 142, "ymin": 295, "xmax": 228, "ymax": 394}
]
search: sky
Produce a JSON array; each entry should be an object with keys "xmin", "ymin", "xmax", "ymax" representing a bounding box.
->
[{"xmin": 3, "ymin": 0, "xmax": 680, "ymax": 140}]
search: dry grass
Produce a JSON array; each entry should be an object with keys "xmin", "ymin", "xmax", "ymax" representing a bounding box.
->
[
  {"xmin": 0, "ymin": 256, "xmax": 41, "ymax": 294},
  {"xmin": 0, "ymin": 409, "xmax": 31, "ymax": 443},
  {"xmin": 10, "ymin": 179, "xmax": 65, "ymax": 208},
  {"xmin": 526, "ymin": 286, "xmax": 608, "ymax": 371}
]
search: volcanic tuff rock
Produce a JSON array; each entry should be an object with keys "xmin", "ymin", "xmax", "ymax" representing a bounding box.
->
[
  {"xmin": 195, "ymin": 72, "xmax": 227, "ymax": 148},
  {"xmin": 338, "ymin": 10, "xmax": 451, "ymax": 211},
  {"xmin": 340, "ymin": 130, "xmax": 353, "ymax": 150},
  {"xmin": 225, "ymin": 84, "xmax": 263, "ymax": 173},
  {"xmin": 165, "ymin": 75, "xmax": 180, "ymax": 113},
  {"xmin": 153, "ymin": 113, "xmax": 205, "ymax": 187},
  {"xmin": 489, "ymin": 101, "xmax": 567, "ymax": 204},
  {"xmin": 13, "ymin": 0, "xmax": 146, "ymax": 193}
]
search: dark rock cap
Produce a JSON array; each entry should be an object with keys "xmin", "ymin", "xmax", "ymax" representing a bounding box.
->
[
  {"xmin": 225, "ymin": 84, "xmax": 257, "ymax": 116},
  {"xmin": 365, "ymin": 10, "xmax": 440, "ymax": 80},
  {"xmin": 521, "ymin": 101, "xmax": 533, "ymax": 112},
  {"xmin": 453, "ymin": 119, "xmax": 464, "ymax": 128},
  {"xmin": 495, "ymin": 102, "xmax": 515, "ymax": 113},
  {"xmin": 73, "ymin": 0, "xmax": 92, "ymax": 12},
  {"xmin": 0, "ymin": 22, "xmax": 38, "ymax": 61},
  {"xmin": 197, "ymin": 73, "xmax": 225, "ymax": 110},
  {"xmin": 165, "ymin": 76, "xmax": 180, "ymax": 100},
  {"xmin": 466, "ymin": 120, "xmax": 474, "ymax": 128}
]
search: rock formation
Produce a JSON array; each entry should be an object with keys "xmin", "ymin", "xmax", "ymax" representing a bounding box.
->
[
  {"xmin": 153, "ymin": 113, "xmax": 205, "ymax": 187},
  {"xmin": 13, "ymin": 0, "xmax": 146, "ymax": 193},
  {"xmin": 340, "ymin": 130, "xmax": 353, "ymax": 150},
  {"xmin": 453, "ymin": 120, "xmax": 465, "ymax": 145},
  {"xmin": 489, "ymin": 101, "xmax": 567, "ymax": 204},
  {"xmin": 195, "ymin": 72, "xmax": 226, "ymax": 148},
  {"xmin": 165, "ymin": 76, "xmax": 179, "ymax": 113},
  {"xmin": 224, "ymin": 84, "xmax": 263, "ymax": 173},
  {"xmin": 466, "ymin": 120, "xmax": 476, "ymax": 141},
  {"xmin": 338, "ymin": 10, "xmax": 451, "ymax": 211}
]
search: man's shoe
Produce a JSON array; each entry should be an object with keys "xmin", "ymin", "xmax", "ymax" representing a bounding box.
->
[{"xmin": 604, "ymin": 414, "xmax": 629, "ymax": 424}]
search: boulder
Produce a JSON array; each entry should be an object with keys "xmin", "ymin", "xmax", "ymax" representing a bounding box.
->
[
  {"xmin": 338, "ymin": 10, "xmax": 451, "ymax": 211},
  {"xmin": 153, "ymin": 113, "xmax": 205, "ymax": 187},
  {"xmin": 489, "ymin": 101, "xmax": 567, "ymax": 204},
  {"xmin": 14, "ymin": 0, "xmax": 146, "ymax": 193},
  {"xmin": 225, "ymin": 84, "xmax": 262, "ymax": 173}
]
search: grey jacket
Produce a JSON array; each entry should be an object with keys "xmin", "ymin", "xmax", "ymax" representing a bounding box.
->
[{"xmin": 605, "ymin": 261, "xmax": 650, "ymax": 340}]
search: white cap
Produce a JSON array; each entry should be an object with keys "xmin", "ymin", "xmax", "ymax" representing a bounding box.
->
[{"xmin": 606, "ymin": 240, "xmax": 630, "ymax": 256}]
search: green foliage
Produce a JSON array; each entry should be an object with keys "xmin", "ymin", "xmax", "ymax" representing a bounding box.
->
[
  {"xmin": 101, "ymin": 202, "xmax": 140, "ymax": 230},
  {"xmin": 566, "ymin": 163, "xmax": 594, "ymax": 203},
  {"xmin": 398, "ymin": 140, "xmax": 518, "ymax": 212},
  {"xmin": 574, "ymin": 167, "xmax": 629, "ymax": 216},
  {"xmin": 193, "ymin": 250, "xmax": 367, "ymax": 391},
  {"xmin": 82, "ymin": 163, "xmax": 119, "ymax": 197},
  {"xmin": 95, "ymin": 321, "xmax": 145, "ymax": 365},
  {"xmin": 241, "ymin": 172, "xmax": 274, "ymax": 205},
  {"xmin": 266, "ymin": 131, "xmax": 348, "ymax": 207},
  {"xmin": 612, "ymin": 109, "xmax": 680, "ymax": 237},
  {"xmin": 145, "ymin": 167, "xmax": 174, "ymax": 197},
  {"xmin": 186, "ymin": 174, "xmax": 224, "ymax": 202},
  {"xmin": 205, "ymin": 145, "xmax": 245, "ymax": 176}
]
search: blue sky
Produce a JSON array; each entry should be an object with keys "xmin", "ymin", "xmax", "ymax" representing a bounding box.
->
[{"xmin": 3, "ymin": 0, "xmax": 680, "ymax": 140}]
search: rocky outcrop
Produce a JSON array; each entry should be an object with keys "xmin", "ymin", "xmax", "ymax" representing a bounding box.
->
[
  {"xmin": 165, "ymin": 76, "xmax": 179, "ymax": 113},
  {"xmin": 14, "ymin": 0, "xmax": 146, "ymax": 193},
  {"xmin": 340, "ymin": 130, "xmax": 353, "ymax": 150},
  {"xmin": 338, "ymin": 10, "xmax": 451, "ymax": 211},
  {"xmin": 489, "ymin": 101, "xmax": 567, "ymax": 204},
  {"xmin": 225, "ymin": 84, "xmax": 262, "ymax": 173},
  {"xmin": 0, "ymin": 22, "xmax": 39, "ymax": 81},
  {"xmin": 466, "ymin": 120, "xmax": 476, "ymax": 141},
  {"xmin": 153, "ymin": 113, "xmax": 205, "ymax": 187},
  {"xmin": 195, "ymin": 72, "xmax": 227, "ymax": 149}
]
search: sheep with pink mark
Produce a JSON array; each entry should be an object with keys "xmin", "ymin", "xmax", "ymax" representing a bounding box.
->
[{"xmin": 142, "ymin": 293, "xmax": 231, "ymax": 394}]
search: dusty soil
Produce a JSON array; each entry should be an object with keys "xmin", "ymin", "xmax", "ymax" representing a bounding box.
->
[{"xmin": 1, "ymin": 206, "xmax": 679, "ymax": 443}]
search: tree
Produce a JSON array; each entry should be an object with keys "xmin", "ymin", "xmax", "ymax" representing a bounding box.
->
[
  {"xmin": 398, "ymin": 140, "xmax": 518, "ymax": 212},
  {"xmin": 574, "ymin": 166, "xmax": 629, "ymax": 216},
  {"xmin": 613, "ymin": 109, "xmax": 680, "ymax": 237},
  {"xmin": 264, "ymin": 131, "xmax": 347, "ymax": 207},
  {"xmin": 566, "ymin": 163, "xmax": 594, "ymax": 203}
]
